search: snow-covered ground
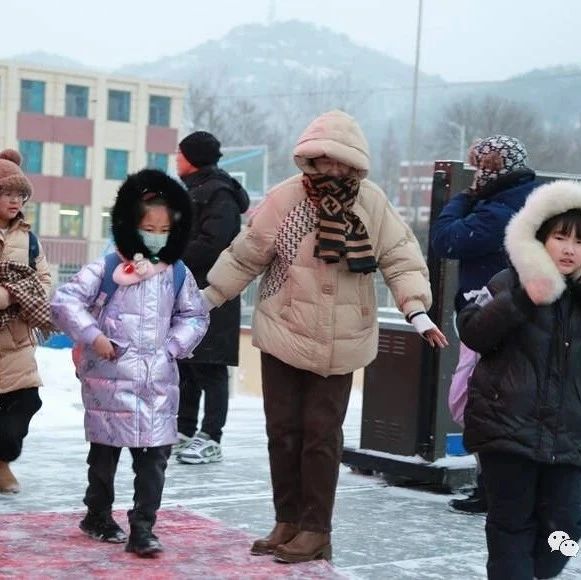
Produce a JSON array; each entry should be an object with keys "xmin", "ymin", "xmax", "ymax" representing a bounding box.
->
[{"xmin": 2, "ymin": 348, "xmax": 581, "ymax": 579}]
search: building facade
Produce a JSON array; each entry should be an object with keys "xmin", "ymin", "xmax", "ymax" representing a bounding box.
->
[{"xmin": 0, "ymin": 61, "xmax": 185, "ymax": 280}]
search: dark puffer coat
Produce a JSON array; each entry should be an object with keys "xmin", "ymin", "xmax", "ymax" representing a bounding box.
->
[
  {"xmin": 458, "ymin": 180, "xmax": 581, "ymax": 467},
  {"xmin": 181, "ymin": 165, "xmax": 250, "ymax": 365},
  {"xmin": 431, "ymin": 168, "xmax": 537, "ymax": 312}
]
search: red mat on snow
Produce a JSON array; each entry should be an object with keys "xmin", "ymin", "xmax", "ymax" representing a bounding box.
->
[{"xmin": 0, "ymin": 508, "xmax": 344, "ymax": 579}]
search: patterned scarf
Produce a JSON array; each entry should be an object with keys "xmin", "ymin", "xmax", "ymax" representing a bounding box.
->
[
  {"xmin": 303, "ymin": 173, "xmax": 377, "ymax": 274},
  {"xmin": 0, "ymin": 261, "xmax": 55, "ymax": 338}
]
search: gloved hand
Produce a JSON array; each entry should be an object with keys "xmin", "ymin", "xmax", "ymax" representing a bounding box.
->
[{"xmin": 0, "ymin": 286, "xmax": 12, "ymax": 310}]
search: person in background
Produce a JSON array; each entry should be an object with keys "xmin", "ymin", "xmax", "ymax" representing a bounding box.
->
[
  {"xmin": 51, "ymin": 169, "xmax": 209, "ymax": 556},
  {"xmin": 0, "ymin": 149, "xmax": 52, "ymax": 495},
  {"xmin": 174, "ymin": 131, "xmax": 249, "ymax": 465},
  {"xmin": 201, "ymin": 110, "xmax": 447, "ymax": 563},
  {"xmin": 431, "ymin": 135, "xmax": 538, "ymax": 515},
  {"xmin": 458, "ymin": 180, "xmax": 581, "ymax": 580}
]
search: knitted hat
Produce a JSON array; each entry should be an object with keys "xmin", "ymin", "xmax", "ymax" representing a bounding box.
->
[
  {"xmin": 0, "ymin": 149, "xmax": 33, "ymax": 201},
  {"xmin": 178, "ymin": 131, "xmax": 222, "ymax": 167},
  {"xmin": 468, "ymin": 135, "xmax": 528, "ymax": 193}
]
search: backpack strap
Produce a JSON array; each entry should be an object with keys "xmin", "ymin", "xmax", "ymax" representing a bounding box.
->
[
  {"xmin": 28, "ymin": 231, "xmax": 39, "ymax": 270},
  {"xmin": 91, "ymin": 253, "xmax": 122, "ymax": 314},
  {"xmin": 172, "ymin": 260, "xmax": 187, "ymax": 297}
]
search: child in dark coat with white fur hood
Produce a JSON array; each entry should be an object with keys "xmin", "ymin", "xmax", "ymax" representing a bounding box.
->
[{"xmin": 458, "ymin": 180, "xmax": 581, "ymax": 580}]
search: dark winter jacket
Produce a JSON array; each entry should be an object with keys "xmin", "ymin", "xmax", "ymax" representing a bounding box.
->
[
  {"xmin": 458, "ymin": 180, "xmax": 581, "ymax": 467},
  {"xmin": 431, "ymin": 168, "xmax": 537, "ymax": 312},
  {"xmin": 181, "ymin": 165, "xmax": 250, "ymax": 365}
]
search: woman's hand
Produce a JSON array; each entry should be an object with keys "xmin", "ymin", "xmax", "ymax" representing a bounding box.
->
[
  {"xmin": 93, "ymin": 334, "xmax": 116, "ymax": 360},
  {"xmin": 423, "ymin": 326, "xmax": 449, "ymax": 348}
]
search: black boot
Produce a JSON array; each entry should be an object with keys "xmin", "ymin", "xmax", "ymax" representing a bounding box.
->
[
  {"xmin": 125, "ymin": 524, "xmax": 163, "ymax": 557},
  {"xmin": 80, "ymin": 511, "xmax": 127, "ymax": 543},
  {"xmin": 449, "ymin": 474, "xmax": 488, "ymax": 515}
]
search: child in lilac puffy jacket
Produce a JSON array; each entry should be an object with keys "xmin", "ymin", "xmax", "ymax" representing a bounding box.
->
[{"xmin": 52, "ymin": 169, "xmax": 209, "ymax": 556}]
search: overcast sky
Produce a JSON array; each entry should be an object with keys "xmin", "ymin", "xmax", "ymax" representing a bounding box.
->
[{"xmin": 2, "ymin": 0, "xmax": 580, "ymax": 82}]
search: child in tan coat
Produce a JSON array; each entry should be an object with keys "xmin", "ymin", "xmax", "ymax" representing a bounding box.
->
[{"xmin": 0, "ymin": 149, "xmax": 52, "ymax": 494}]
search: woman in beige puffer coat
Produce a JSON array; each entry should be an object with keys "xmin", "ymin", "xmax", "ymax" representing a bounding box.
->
[
  {"xmin": 0, "ymin": 149, "xmax": 52, "ymax": 494},
  {"xmin": 203, "ymin": 111, "xmax": 447, "ymax": 563}
]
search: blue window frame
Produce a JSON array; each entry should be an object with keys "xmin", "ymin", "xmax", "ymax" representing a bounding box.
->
[
  {"xmin": 65, "ymin": 84, "xmax": 89, "ymax": 118},
  {"xmin": 107, "ymin": 90, "xmax": 131, "ymax": 122},
  {"xmin": 63, "ymin": 145, "xmax": 87, "ymax": 177},
  {"xmin": 19, "ymin": 140, "xmax": 43, "ymax": 173},
  {"xmin": 105, "ymin": 149, "xmax": 128, "ymax": 180},
  {"xmin": 20, "ymin": 80, "xmax": 45, "ymax": 113},
  {"xmin": 149, "ymin": 95, "xmax": 171, "ymax": 127},
  {"xmin": 146, "ymin": 152, "xmax": 168, "ymax": 172}
]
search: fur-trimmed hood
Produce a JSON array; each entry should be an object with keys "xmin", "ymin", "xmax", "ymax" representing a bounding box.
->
[
  {"xmin": 293, "ymin": 110, "xmax": 370, "ymax": 178},
  {"xmin": 505, "ymin": 180, "xmax": 581, "ymax": 304},
  {"xmin": 111, "ymin": 169, "xmax": 192, "ymax": 264}
]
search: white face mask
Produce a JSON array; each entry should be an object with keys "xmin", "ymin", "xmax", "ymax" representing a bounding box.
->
[{"xmin": 139, "ymin": 230, "xmax": 169, "ymax": 255}]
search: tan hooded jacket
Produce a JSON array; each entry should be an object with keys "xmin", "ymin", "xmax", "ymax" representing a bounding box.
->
[
  {"xmin": 0, "ymin": 218, "xmax": 51, "ymax": 393},
  {"xmin": 204, "ymin": 110, "xmax": 432, "ymax": 376}
]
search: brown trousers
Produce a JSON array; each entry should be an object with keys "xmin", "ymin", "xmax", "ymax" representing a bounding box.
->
[{"xmin": 261, "ymin": 352, "xmax": 353, "ymax": 533}]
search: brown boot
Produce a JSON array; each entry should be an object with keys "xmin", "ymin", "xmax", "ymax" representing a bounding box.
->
[
  {"xmin": 250, "ymin": 522, "xmax": 299, "ymax": 555},
  {"xmin": 0, "ymin": 461, "xmax": 20, "ymax": 494},
  {"xmin": 274, "ymin": 531, "xmax": 332, "ymax": 563}
]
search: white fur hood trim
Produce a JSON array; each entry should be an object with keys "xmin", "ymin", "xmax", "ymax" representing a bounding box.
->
[{"xmin": 505, "ymin": 180, "xmax": 581, "ymax": 304}]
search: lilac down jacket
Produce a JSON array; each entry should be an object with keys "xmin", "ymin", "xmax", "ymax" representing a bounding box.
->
[{"xmin": 51, "ymin": 259, "xmax": 209, "ymax": 448}]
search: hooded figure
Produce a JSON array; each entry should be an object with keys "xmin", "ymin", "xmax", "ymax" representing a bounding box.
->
[
  {"xmin": 200, "ymin": 111, "xmax": 444, "ymax": 562},
  {"xmin": 458, "ymin": 180, "xmax": 581, "ymax": 580},
  {"xmin": 52, "ymin": 169, "xmax": 209, "ymax": 449}
]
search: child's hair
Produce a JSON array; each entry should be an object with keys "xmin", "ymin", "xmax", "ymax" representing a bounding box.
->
[
  {"xmin": 138, "ymin": 193, "xmax": 173, "ymax": 224},
  {"xmin": 536, "ymin": 208, "xmax": 581, "ymax": 243}
]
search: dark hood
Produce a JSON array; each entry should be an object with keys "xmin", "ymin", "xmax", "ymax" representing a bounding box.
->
[
  {"xmin": 112, "ymin": 169, "xmax": 192, "ymax": 264},
  {"xmin": 182, "ymin": 165, "xmax": 250, "ymax": 213}
]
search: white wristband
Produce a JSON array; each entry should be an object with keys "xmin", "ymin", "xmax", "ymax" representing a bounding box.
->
[{"xmin": 409, "ymin": 312, "xmax": 436, "ymax": 335}]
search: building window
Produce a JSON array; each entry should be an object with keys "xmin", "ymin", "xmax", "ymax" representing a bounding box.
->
[
  {"xmin": 22, "ymin": 202, "xmax": 41, "ymax": 233},
  {"xmin": 101, "ymin": 208, "xmax": 112, "ymax": 239},
  {"xmin": 65, "ymin": 84, "xmax": 89, "ymax": 118},
  {"xmin": 20, "ymin": 80, "xmax": 45, "ymax": 113},
  {"xmin": 105, "ymin": 149, "xmax": 128, "ymax": 180},
  {"xmin": 107, "ymin": 90, "xmax": 131, "ymax": 122},
  {"xmin": 19, "ymin": 140, "xmax": 43, "ymax": 173},
  {"xmin": 149, "ymin": 95, "xmax": 171, "ymax": 127},
  {"xmin": 59, "ymin": 204, "xmax": 84, "ymax": 238},
  {"xmin": 146, "ymin": 152, "xmax": 168, "ymax": 172},
  {"xmin": 63, "ymin": 145, "xmax": 87, "ymax": 178}
]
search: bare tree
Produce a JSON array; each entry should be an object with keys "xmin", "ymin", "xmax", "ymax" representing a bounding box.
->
[{"xmin": 427, "ymin": 95, "xmax": 542, "ymax": 160}]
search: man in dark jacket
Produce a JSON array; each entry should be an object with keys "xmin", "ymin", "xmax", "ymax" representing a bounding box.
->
[
  {"xmin": 431, "ymin": 135, "xmax": 538, "ymax": 514},
  {"xmin": 174, "ymin": 131, "xmax": 250, "ymax": 464}
]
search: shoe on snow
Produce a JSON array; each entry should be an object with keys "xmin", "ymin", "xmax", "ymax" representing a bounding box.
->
[
  {"xmin": 80, "ymin": 512, "xmax": 127, "ymax": 543},
  {"xmin": 176, "ymin": 431, "xmax": 223, "ymax": 465},
  {"xmin": 125, "ymin": 531, "xmax": 163, "ymax": 557}
]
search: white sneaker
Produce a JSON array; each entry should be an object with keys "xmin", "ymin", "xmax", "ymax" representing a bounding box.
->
[
  {"xmin": 176, "ymin": 432, "xmax": 223, "ymax": 464},
  {"xmin": 172, "ymin": 432, "xmax": 193, "ymax": 456}
]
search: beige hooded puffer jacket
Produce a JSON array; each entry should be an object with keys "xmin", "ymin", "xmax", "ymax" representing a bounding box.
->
[{"xmin": 204, "ymin": 110, "xmax": 432, "ymax": 376}]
